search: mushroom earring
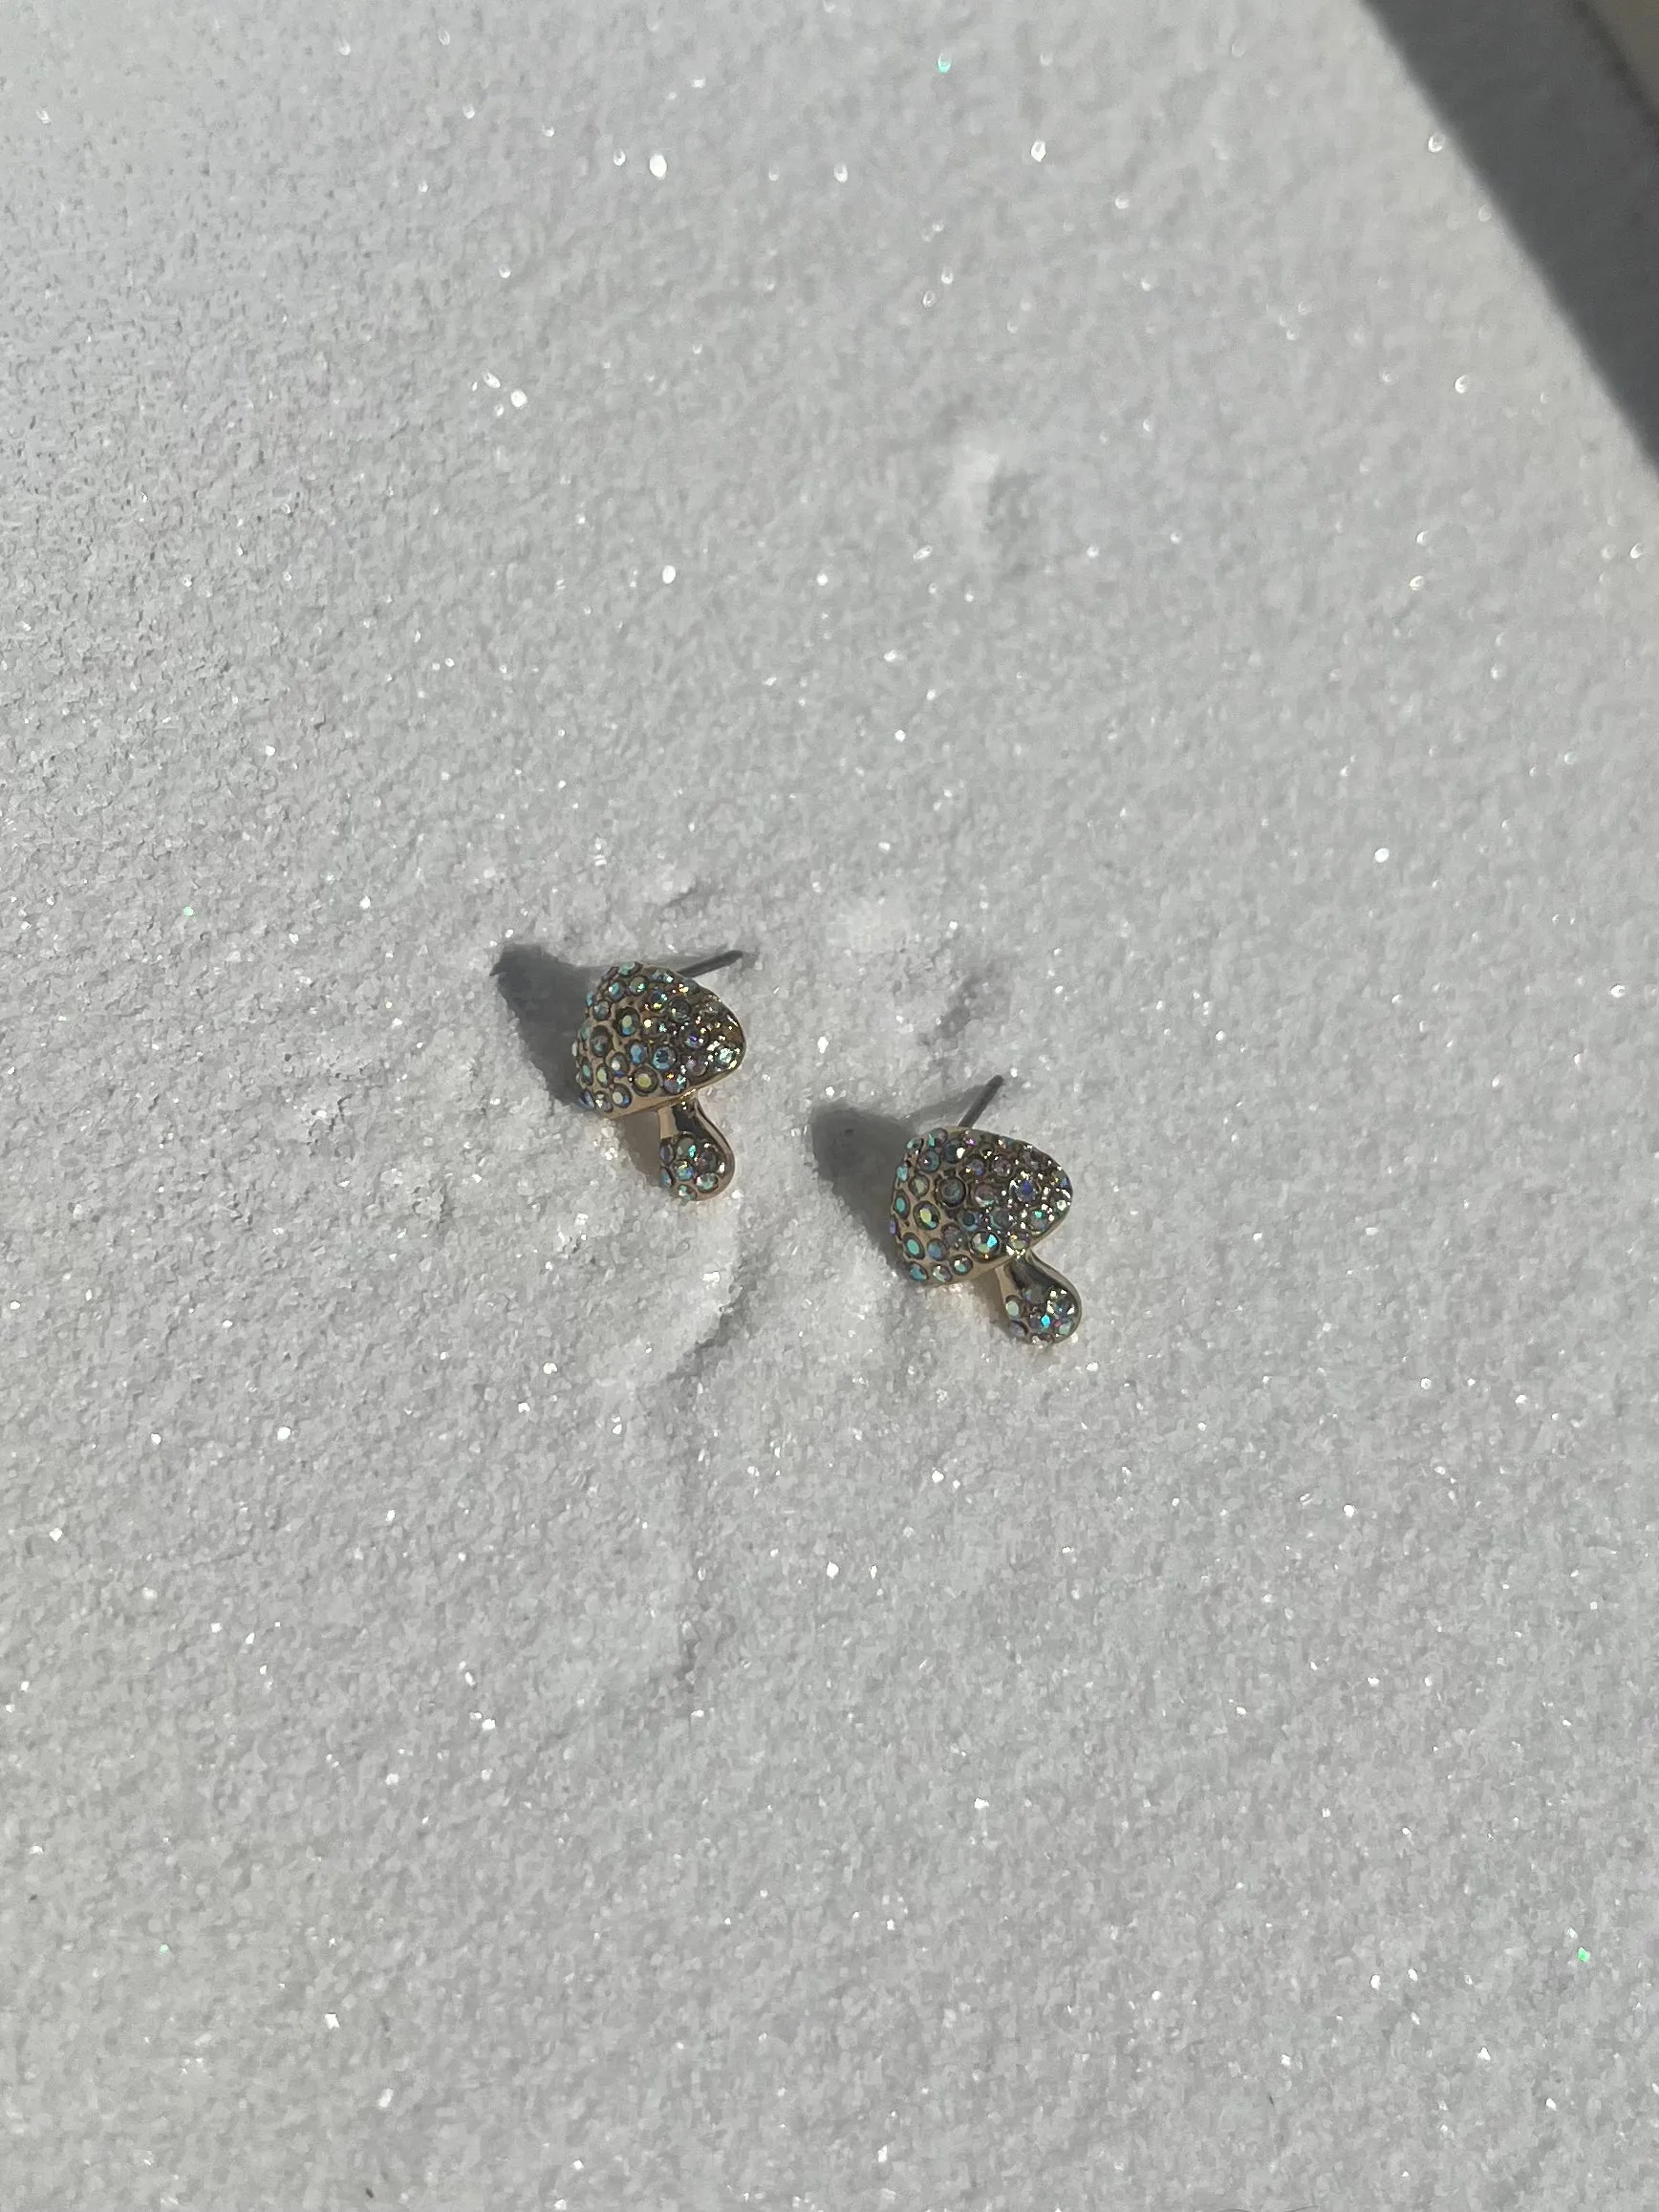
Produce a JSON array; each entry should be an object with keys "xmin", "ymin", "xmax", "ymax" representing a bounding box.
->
[
  {"xmin": 573, "ymin": 952, "xmax": 746, "ymax": 1199},
  {"xmin": 888, "ymin": 1078, "xmax": 1082, "ymax": 1344}
]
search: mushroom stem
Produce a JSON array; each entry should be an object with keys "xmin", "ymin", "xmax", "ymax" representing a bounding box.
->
[
  {"xmin": 992, "ymin": 1251, "xmax": 1082, "ymax": 1345},
  {"xmin": 960, "ymin": 1075, "xmax": 1005, "ymax": 1129},
  {"xmin": 655, "ymin": 1093, "xmax": 736, "ymax": 1200}
]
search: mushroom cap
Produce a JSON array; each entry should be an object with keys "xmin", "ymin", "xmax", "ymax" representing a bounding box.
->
[
  {"xmin": 888, "ymin": 1125, "xmax": 1072, "ymax": 1285},
  {"xmin": 573, "ymin": 962, "xmax": 744, "ymax": 1116}
]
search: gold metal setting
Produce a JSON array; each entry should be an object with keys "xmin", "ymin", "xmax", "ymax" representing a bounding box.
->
[
  {"xmin": 573, "ymin": 955, "xmax": 745, "ymax": 1200},
  {"xmin": 888, "ymin": 1078, "xmax": 1082, "ymax": 1344}
]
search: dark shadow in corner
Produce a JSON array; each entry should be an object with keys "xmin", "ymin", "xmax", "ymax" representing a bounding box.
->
[
  {"xmin": 492, "ymin": 942, "xmax": 592, "ymax": 1109},
  {"xmin": 1360, "ymin": 0, "xmax": 1659, "ymax": 466},
  {"xmin": 809, "ymin": 1100, "xmax": 913, "ymax": 1259}
]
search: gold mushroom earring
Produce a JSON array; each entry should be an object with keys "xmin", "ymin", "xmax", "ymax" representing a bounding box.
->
[
  {"xmin": 888, "ymin": 1078, "xmax": 1082, "ymax": 1344},
  {"xmin": 573, "ymin": 952, "xmax": 746, "ymax": 1199}
]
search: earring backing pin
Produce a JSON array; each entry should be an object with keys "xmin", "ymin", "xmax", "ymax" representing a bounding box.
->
[
  {"xmin": 679, "ymin": 949, "xmax": 745, "ymax": 979},
  {"xmin": 959, "ymin": 1075, "xmax": 1004, "ymax": 1129}
]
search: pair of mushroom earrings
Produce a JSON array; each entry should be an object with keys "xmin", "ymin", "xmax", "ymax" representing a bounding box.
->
[{"xmin": 573, "ymin": 952, "xmax": 1082, "ymax": 1346}]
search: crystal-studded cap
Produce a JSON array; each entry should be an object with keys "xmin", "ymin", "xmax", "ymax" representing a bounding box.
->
[
  {"xmin": 573, "ymin": 962, "xmax": 744, "ymax": 1116},
  {"xmin": 888, "ymin": 1127, "xmax": 1072, "ymax": 1285}
]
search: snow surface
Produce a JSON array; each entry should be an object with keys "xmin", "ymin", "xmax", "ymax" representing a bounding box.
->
[{"xmin": 4, "ymin": 2, "xmax": 1657, "ymax": 2206}]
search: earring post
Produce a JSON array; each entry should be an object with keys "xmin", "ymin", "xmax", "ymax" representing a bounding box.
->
[
  {"xmin": 679, "ymin": 949, "xmax": 745, "ymax": 978},
  {"xmin": 959, "ymin": 1075, "xmax": 1004, "ymax": 1129}
]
